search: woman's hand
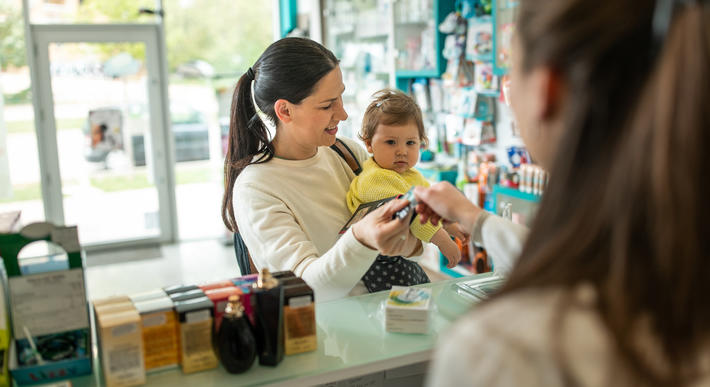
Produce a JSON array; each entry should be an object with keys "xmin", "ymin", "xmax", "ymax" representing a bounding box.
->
[
  {"xmin": 351, "ymin": 199, "xmax": 417, "ymax": 256},
  {"xmin": 414, "ymin": 182, "xmax": 482, "ymax": 232}
]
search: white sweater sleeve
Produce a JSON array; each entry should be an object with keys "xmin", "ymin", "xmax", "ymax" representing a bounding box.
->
[
  {"xmin": 473, "ymin": 214, "xmax": 529, "ymax": 275},
  {"xmin": 234, "ymin": 184, "xmax": 378, "ymax": 303}
]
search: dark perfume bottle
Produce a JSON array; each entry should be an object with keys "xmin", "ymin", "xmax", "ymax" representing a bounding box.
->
[
  {"xmin": 217, "ymin": 295, "xmax": 257, "ymax": 374},
  {"xmin": 252, "ymin": 268, "xmax": 284, "ymax": 366}
]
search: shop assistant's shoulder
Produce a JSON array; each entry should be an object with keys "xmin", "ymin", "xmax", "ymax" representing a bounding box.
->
[
  {"xmin": 337, "ymin": 137, "xmax": 369, "ymax": 164},
  {"xmin": 429, "ymin": 286, "xmax": 613, "ymax": 387}
]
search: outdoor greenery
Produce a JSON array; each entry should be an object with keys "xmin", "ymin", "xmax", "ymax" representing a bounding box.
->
[
  {"xmin": 0, "ymin": 183, "xmax": 41, "ymax": 203},
  {"xmin": 75, "ymin": 0, "xmax": 273, "ymax": 74},
  {"xmin": 5, "ymin": 117, "xmax": 87, "ymax": 134},
  {"xmin": 0, "ymin": 3, "xmax": 26, "ymax": 70}
]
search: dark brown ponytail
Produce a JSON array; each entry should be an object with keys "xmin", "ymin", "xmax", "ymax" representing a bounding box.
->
[{"xmin": 221, "ymin": 38, "xmax": 339, "ymax": 232}]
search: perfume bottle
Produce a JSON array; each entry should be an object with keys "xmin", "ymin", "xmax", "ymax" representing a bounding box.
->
[
  {"xmin": 252, "ymin": 268, "xmax": 284, "ymax": 366},
  {"xmin": 217, "ymin": 295, "xmax": 257, "ymax": 374}
]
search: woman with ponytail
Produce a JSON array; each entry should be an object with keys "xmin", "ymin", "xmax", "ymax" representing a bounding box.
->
[
  {"xmin": 222, "ymin": 38, "xmax": 421, "ymax": 302},
  {"xmin": 422, "ymin": 0, "xmax": 710, "ymax": 386}
]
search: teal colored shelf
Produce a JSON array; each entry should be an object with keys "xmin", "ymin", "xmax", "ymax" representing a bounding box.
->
[
  {"xmin": 395, "ymin": 70, "xmax": 440, "ymax": 78},
  {"xmin": 492, "ymin": 184, "xmax": 541, "ymax": 203}
]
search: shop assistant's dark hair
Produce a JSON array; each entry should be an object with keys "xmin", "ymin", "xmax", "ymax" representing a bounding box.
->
[
  {"xmin": 494, "ymin": 1, "xmax": 710, "ymax": 386},
  {"xmin": 359, "ymin": 89, "xmax": 428, "ymax": 147},
  {"xmin": 221, "ymin": 38, "xmax": 339, "ymax": 232}
]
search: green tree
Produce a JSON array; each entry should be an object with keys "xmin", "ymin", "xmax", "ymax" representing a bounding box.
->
[
  {"xmin": 75, "ymin": 0, "xmax": 274, "ymax": 76},
  {"xmin": 0, "ymin": 3, "xmax": 27, "ymax": 70}
]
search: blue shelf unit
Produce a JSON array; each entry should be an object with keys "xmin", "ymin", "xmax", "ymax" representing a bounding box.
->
[{"xmin": 395, "ymin": 0, "xmax": 457, "ymax": 91}]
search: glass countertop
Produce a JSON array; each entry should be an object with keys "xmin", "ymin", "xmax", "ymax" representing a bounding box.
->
[{"xmin": 72, "ymin": 274, "xmax": 489, "ymax": 386}]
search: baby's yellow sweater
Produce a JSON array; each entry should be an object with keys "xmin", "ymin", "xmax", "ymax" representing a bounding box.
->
[{"xmin": 346, "ymin": 158, "xmax": 440, "ymax": 243}]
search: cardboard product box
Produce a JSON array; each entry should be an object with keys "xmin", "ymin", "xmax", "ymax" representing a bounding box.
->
[
  {"xmin": 231, "ymin": 274, "xmax": 258, "ymax": 288},
  {"xmin": 168, "ymin": 289, "xmax": 204, "ymax": 303},
  {"xmin": 96, "ymin": 307, "xmax": 146, "ymax": 387},
  {"xmin": 133, "ymin": 296, "xmax": 179, "ymax": 372},
  {"xmin": 204, "ymin": 287, "xmax": 243, "ymax": 332},
  {"xmin": 0, "ymin": 223, "xmax": 92, "ymax": 385},
  {"xmin": 384, "ymin": 287, "xmax": 432, "ymax": 334},
  {"xmin": 128, "ymin": 289, "xmax": 167, "ymax": 304},
  {"xmin": 282, "ymin": 279, "xmax": 316, "ymax": 355},
  {"xmin": 197, "ymin": 280, "xmax": 235, "ymax": 292},
  {"xmin": 162, "ymin": 285, "xmax": 198, "ymax": 296},
  {"xmin": 173, "ymin": 297, "xmax": 218, "ymax": 374}
]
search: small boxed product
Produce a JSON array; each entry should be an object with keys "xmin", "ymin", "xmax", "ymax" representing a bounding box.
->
[
  {"xmin": 197, "ymin": 280, "xmax": 235, "ymax": 292},
  {"xmin": 132, "ymin": 296, "xmax": 179, "ymax": 372},
  {"xmin": 95, "ymin": 303, "xmax": 146, "ymax": 387},
  {"xmin": 174, "ymin": 296, "xmax": 218, "ymax": 374},
  {"xmin": 162, "ymin": 284, "xmax": 199, "ymax": 295},
  {"xmin": 168, "ymin": 288, "xmax": 204, "ymax": 303},
  {"xmin": 384, "ymin": 287, "xmax": 432, "ymax": 334},
  {"xmin": 0, "ymin": 223, "xmax": 93, "ymax": 385},
  {"xmin": 282, "ymin": 278, "xmax": 316, "ymax": 355}
]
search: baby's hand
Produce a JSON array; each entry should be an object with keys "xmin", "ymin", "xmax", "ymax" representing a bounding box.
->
[
  {"xmin": 440, "ymin": 241, "xmax": 461, "ymax": 268},
  {"xmin": 444, "ymin": 222, "xmax": 470, "ymax": 244}
]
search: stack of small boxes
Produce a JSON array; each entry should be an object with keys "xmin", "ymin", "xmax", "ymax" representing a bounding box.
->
[{"xmin": 384, "ymin": 287, "xmax": 432, "ymax": 334}]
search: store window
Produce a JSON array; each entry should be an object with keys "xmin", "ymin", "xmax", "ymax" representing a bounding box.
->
[
  {"xmin": 163, "ymin": 0, "xmax": 274, "ymax": 240},
  {"xmin": 0, "ymin": 0, "xmax": 45, "ymax": 225},
  {"xmin": 27, "ymin": 0, "xmax": 157, "ymax": 24}
]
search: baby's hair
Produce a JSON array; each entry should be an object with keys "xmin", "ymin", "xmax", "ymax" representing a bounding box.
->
[{"xmin": 359, "ymin": 89, "xmax": 428, "ymax": 147}]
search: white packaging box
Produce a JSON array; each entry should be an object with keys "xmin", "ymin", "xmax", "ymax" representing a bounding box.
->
[{"xmin": 384, "ymin": 287, "xmax": 431, "ymax": 334}]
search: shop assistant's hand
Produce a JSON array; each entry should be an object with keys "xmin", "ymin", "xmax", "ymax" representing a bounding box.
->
[
  {"xmin": 414, "ymin": 182, "xmax": 482, "ymax": 232},
  {"xmin": 351, "ymin": 199, "xmax": 417, "ymax": 256}
]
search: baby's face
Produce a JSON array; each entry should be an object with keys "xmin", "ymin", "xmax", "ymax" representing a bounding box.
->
[{"xmin": 366, "ymin": 122, "xmax": 421, "ymax": 174}]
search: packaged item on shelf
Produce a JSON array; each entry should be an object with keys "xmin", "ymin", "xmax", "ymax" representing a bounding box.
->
[
  {"xmin": 197, "ymin": 280, "xmax": 235, "ymax": 292},
  {"xmin": 385, "ymin": 287, "xmax": 432, "ymax": 334},
  {"xmin": 251, "ymin": 269, "xmax": 284, "ymax": 366},
  {"xmin": 0, "ymin": 223, "xmax": 93, "ymax": 385},
  {"xmin": 132, "ymin": 296, "xmax": 180, "ymax": 372},
  {"xmin": 163, "ymin": 284, "xmax": 199, "ymax": 295},
  {"xmin": 95, "ymin": 302, "xmax": 146, "ymax": 387},
  {"xmin": 216, "ymin": 295, "xmax": 256, "ymax": 374},
  {"xmin": 282, "ymin": 279, "xmax": 316, "ymax": 355},
  {"xmin": 168, "ymin": 288, "xmax": 205, "ymax": 303},
  {"xmin": 174, "ymin": 297, "xmax": 218, "ymax": 374},
  {"xmin": 466, "ymin": 16, "xmax": 493, "ymax": 61},
  {"xmin": 474, "ymin": 62, "xmax": 499, "ymax": 94},
  {"xmin": 128, "ymin": 289, "xmax": 167, "ymax": 304}
]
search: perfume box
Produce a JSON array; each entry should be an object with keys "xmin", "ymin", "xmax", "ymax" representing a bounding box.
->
[
  {"xmin": 96, "ymin": 305, "xmax": 146, "ymax": 387},
  {"xmin": 173, "ymin": 296, "xmax": 218, "ymax": 374},
  {"xmin": 282, "ymin": 279, "xmax": 316, "ymax": 355},
  {"xmin": 132, "ymin": 296, "xmax": 179, "ymax": 372}
]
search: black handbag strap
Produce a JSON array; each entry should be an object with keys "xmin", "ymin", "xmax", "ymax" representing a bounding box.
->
[{"xmin": 330, "ymin": 138, "xmax": 362, "ymax": 175}]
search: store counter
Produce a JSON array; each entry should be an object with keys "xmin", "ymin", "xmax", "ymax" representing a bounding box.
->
[{"xmin": 71, "ymin": 274, "xmax": 483, "ymax": 387}]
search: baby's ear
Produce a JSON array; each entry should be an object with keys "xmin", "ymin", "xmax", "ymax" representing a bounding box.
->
[{"xmin": 365, "ymin": 140, "xmax": 373, "ymax": 153}]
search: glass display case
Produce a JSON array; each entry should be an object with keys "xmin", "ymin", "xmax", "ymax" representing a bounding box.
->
[
  {"xmin": 322, "ymin": 0, "xmax": 393, "ymax": 141},
  {"xmin": 493, "ymin": 0, "xmax": 519, "ymax": 75}
]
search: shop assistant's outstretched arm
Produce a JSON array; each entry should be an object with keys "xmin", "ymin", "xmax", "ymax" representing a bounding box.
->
[{"xmin": 414, "ymin": 182, "xmax": 528, "ymax": 275}]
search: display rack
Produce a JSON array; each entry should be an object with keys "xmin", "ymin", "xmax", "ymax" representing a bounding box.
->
[{"xmin": 394, "ymin": 0, "xmax": 456, "ymax": 91}]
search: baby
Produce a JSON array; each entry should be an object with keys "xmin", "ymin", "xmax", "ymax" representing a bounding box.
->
[{"xmin": 347, "ymin": 89, "xmax": 463, "ymax": 268}]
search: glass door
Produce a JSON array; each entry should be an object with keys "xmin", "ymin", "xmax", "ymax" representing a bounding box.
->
[{"xmin": 31, "ymin": 24, "xmax": 176, "ymax": 248}]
